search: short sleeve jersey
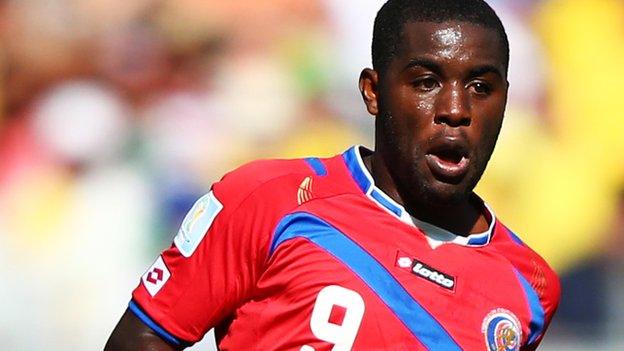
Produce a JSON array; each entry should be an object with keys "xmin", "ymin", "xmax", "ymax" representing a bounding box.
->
[{"xmin": 130, "ymin": 146, "xmax": 560, "ymax": 351}]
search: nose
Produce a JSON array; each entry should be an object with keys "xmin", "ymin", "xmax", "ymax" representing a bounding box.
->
[{"xmin": 434, "ymin": 82, "xmax": 471, "ymax": 127}]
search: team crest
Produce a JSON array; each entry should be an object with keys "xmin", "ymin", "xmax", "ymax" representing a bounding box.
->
[{"xmin": 481, "ymin": 308, "xmax": 522, "ymax": 351}]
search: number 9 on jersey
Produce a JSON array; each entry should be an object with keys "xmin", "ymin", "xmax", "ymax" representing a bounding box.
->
[{"xmin": 302, "ymin": 285, "xmax": 365, "ymax": 351}]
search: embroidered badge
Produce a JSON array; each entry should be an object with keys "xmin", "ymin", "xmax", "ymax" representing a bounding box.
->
[
  {"xmin": 481, "ymin": 308, "xmax": 522, "ymax": 351},
  {"xmin": 174, "ymin": 191, "xmax": 223, "ymax": 257}
]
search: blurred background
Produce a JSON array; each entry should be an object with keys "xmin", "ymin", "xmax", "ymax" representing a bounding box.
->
[{"xmin": 0, "ymin": 0, "xmax": 622, "ymax": 350}]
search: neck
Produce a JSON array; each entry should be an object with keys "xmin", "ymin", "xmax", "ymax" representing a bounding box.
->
[{"xmin": 363, "ymin": 151, "xmax": 488, "ymax": 236}]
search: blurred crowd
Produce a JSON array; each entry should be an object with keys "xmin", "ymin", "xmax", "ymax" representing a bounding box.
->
[{"xmin": 0, "ymin": 0, "xmax": 622, "ymax": 350}]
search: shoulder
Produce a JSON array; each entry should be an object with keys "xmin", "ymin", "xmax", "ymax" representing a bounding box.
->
[
  {"xmin": 212, "ymin": 157, "xmax": 314, "ymax": 205},
  {"xmin": 209, "ymin": 153, "xmax": 353, "ymax": 216},
  {"xmin": 222, "ymin": 157, "xmax": 313, "ymax": 185},
  {"xmin": 491, "ymin": 221, "xmax": 561, "ymax": 317}
]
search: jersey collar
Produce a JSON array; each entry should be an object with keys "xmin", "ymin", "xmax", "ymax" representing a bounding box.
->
[{"xmin": 342, "ymin": 145, "xmax": 495, "ymax": 247}]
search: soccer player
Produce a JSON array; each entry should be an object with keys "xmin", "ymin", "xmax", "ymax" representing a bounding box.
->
[{"xmin": 105, "ymin": 0, "xmax": 560, "ymax": 350}]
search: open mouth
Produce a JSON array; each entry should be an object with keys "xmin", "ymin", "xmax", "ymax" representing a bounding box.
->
[{"xmin": 425, "ymin": 141, "xmax": 470, "ymax": 182}]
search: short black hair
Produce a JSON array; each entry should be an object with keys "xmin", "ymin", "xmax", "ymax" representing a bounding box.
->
[{"xmin": 372, "ymin": 0, "xmax": 509, "ymax": 74}]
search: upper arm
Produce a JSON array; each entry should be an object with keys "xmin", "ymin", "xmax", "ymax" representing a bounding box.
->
[
  {"xmin": 129, "ymin": 188, "xmax": 268, "ymax": 344},
  {"xmin": 119, "ymin": 167, "xmax": 301, "ymax": 345},
  {"xmin": 105, "ymin": 309, "xmax": 181, "ymax": 351}
]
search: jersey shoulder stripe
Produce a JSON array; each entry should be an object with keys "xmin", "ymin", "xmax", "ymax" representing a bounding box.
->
[
  {"xmin": 490, "ymin": 222, "xmax": 561, "ymax": 343},
  {"xmin": 513, "ymin": 269, "xmax": 546, "ymax": 345},
  {"xmin": 304, "ymin": 157, "xmax": 328, "ymax": 176}
]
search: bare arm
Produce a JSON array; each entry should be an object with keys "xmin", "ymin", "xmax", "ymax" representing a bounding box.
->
[{"xmin": 104, "ymin": 309, "xmax": 183, "ymax": 351}]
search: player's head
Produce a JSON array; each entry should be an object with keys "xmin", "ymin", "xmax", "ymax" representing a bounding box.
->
[
  {"xmin": 359, "ymin": 0, "xmax": 509, "ymax": 210},
  {"xmin": 372, "ymin": 0, "xmax": 509, "ymax": 75}
]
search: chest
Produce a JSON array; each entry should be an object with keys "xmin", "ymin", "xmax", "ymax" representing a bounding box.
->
[{"xmin": 226, "ymin": 208, "xmax": 532, "ymax": 351}]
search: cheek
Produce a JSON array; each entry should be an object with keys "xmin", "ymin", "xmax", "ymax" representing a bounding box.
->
[
  {"xmin": 416, "ymin": 96, "xmax": 435, "ymax": 113},
  {"xmin": 475, "ymin": 118, "xmax": 503, "ymax": 153},
  {"xmin": 473, "ymin": 102, "xmax": 505, "ymax": 138},
  {"xmin": 381, "ymin": 89, "xmax": 436, "ymax": 145},
  {"xmin": 400, "ymin": 96, "xmax": 435, "ymax": 135},
  {"xmin": 391, "ymin": 85, "xmax": 436, "ymax": 115}
]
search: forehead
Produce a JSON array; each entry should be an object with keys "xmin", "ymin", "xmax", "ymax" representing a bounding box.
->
[{"xmin": 396, "ymin": 21, "xmax": 506, "ymax": 73}]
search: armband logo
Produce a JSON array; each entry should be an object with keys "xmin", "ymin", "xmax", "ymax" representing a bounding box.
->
[
  {"xmin": 142, "ymin": 255, "xmax": 171, "ymax": 297},
  {"xmin": 174, "ymin": 191, "xmax": 223, "ymax": 257}
]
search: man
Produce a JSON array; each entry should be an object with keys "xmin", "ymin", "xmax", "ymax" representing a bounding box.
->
[{"xmin": 105, "ymin": 0, "xmax": 560, "ymax": 350}]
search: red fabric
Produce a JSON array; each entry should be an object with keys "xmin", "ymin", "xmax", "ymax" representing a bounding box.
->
[{"xmin": 131, "ymin": 149, "xmax": 560, "ymax": 350}]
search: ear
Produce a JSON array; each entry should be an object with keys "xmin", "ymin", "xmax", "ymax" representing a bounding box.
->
[{"xmin": 359, "ymin": 68, "xmax": 380, "ymax": 116}]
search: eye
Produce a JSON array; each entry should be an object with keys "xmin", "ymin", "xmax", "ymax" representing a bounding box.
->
[
  {"xmin": 413, "ymin": 77, "xmax": 440, "ymax": 92},
  {"xmin": 469, "ymin": 81, "xmax": 492, "ymax": 95}
]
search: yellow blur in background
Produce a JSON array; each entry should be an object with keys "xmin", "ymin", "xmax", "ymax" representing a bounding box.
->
[{"xmin": 0, "ymin": 0, "xmax": 622, "ymax": 350}]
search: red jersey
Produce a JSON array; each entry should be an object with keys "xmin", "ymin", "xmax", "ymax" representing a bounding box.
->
[{"xmin": 130, "ymin": 146, "xmax": 560, "ymax": 350}]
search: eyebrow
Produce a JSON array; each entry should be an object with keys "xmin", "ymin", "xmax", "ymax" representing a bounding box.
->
[
  {"xmin": 468, "ymin": 65, "xmax": 504, "ymax": 80},
  {"xmin": 403, "ymin": 58, "xmax": 443, "ymax": 75},
  {"xmin": 403, "ymin": 58, "xmax": 505, "ymax": 80}
]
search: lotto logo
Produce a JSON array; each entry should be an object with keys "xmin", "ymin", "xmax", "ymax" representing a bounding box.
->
[
  {"xmin": 146, "ymin": 268, "xmax": 164, "ymax": 284},
  {"xmin": 411, "ymin": 261, "xmax": 455, "ymax": 290},
  {"xmin": 142, "ymin": 256, "xmax": 171, "ymax": 297}
]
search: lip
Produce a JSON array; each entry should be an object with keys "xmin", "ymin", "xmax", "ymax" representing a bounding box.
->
[
  {"xmin": 424, "ymin": 136, "xmax": 471, "ymax": 182},
  {"xmin": 425, "ymin": 153, "xmax": 470, "ymax": 181}
]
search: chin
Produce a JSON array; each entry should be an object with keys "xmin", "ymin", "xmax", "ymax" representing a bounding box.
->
[
  {"xmin": 396, "ymin": 172, "xmax": 468, "ymax": 210},
  {"xmin": 411, "ymin": 164, "xmax": 482, "ymax": 209},
  {"xmin": 421, "ymin": 182, "xmax": 469, "ymax": 207}
]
